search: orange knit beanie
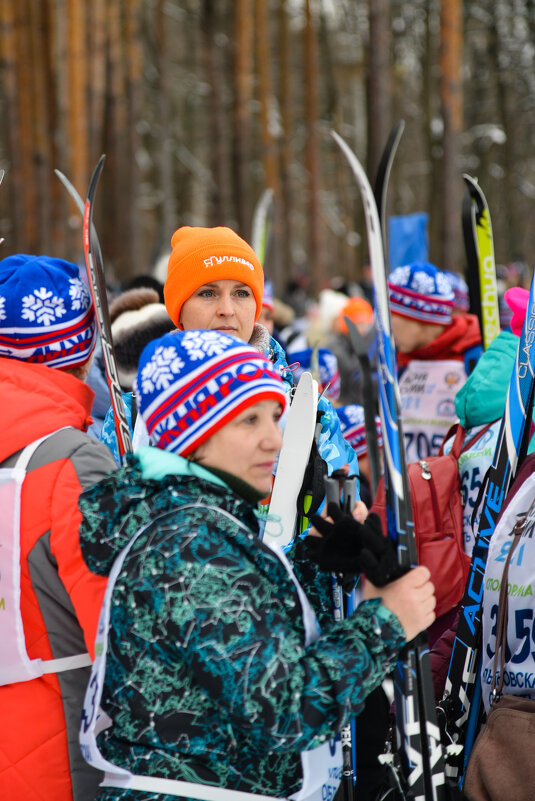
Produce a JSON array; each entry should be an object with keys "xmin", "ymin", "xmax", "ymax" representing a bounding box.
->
[{"xmin": 164, "ymin": 226, "xmax": 264, "ymax": 327}]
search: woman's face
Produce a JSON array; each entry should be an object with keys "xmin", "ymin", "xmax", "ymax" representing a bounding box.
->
[
  {"xmin": 179, "ymin": 279, "xmax": 257, "ymax": 342},
  {"xmin": 192, "ymin": 400, "xmax": 283, "ymax": 495}
]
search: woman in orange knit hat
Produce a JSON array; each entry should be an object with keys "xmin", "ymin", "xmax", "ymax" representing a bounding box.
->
[
  {"xmin": 101, "ymin": 225, "xmax": 363, "ymax": 516},
  {"xmin": 164, "ymin": 225, "xmax": 265, "ymax": 342}
]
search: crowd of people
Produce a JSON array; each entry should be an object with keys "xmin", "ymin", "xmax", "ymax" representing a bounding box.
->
[{"xmin": 0, "ymin": 225, "xmax": 533, "ymax": 801}]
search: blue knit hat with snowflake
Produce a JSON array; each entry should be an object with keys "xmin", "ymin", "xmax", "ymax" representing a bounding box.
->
[
  {"xmin": 388, "ymin": 262, "xmax": 455, "ymax": 325},
  {"xmin": 0, "ymin": 254, "xmax": 96, "ymax": 368},
  {"xmin": 135, "ymin": 329, "xmax": 287, "ymax": 455},
  {"xmin": 286, "ymin": 345, "xmax": 340, "ymax": 402},
  {"xmin": 336, "ymin": 404, "xmax": 382, "ymax": 458}
]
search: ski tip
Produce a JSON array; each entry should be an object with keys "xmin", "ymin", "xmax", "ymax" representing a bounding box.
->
[
  {"xmin": 54, "ymin": 169, "xmax": 85, "ymax": 215},
  {"xmin": 462, "ymin": 174, "xmax": 487, "ymax": 213},
  {"xmin": 86, "ymin": 156, "xmax": 107, "ymax": 203},
  {"xmin": 463, "ymin": 173, "xmax": 479, "ymax": 189}
]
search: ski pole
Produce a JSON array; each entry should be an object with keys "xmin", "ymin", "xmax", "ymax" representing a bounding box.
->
[
  {"xmin": 343, "ymin": 317, "xmax": 381, "ymax": 497},
  {"xmin": 324, "ymin": 470, "xmax": 357, "ymax": 801}
]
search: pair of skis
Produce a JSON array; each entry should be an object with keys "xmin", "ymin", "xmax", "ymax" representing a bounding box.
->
[
  {"xmin": 55, "ymin": 158, "xmax": 132, "ymax": 463},
  {"xmin": 342, "ymin": 120, "xmax": 405, "ymax": 501},
  {"xmin": 332, "ymin": 129, "xmax": 454, "ymax": 801}
]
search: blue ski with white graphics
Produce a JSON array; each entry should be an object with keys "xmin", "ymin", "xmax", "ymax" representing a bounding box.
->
[
  {"xmin": 331, "ymin": 130, "xmax": 455, "ymax": 801},
  {"xmin": 439, "ymin": 269, "xmax": 535, "ymax": 787}
]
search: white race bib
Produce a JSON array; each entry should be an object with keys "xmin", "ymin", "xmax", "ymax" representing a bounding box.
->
[
  {"xmin": 399, "ymin": 359, "xmax": 467, "ymax": 462},
  {"xmin": 481, "ymin": 474, "xmax": 535, "ymax": 713}
]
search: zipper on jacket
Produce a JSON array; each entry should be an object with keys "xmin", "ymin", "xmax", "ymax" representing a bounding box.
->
[{"xmin": 418, "ymin": 460, "xmax": 441, "ymax": 533}]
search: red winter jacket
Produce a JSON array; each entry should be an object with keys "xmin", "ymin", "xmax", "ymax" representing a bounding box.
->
[
  {"xmin": 397, "ymin": 313, "xmax": 482, "ymax": 370},
  {"xmin": 0, "ymin": 357, "xmax": 117, "ymax": 801}
]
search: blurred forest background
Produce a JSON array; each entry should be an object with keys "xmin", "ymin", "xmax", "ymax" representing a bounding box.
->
[{"xmin": 1, "ymin": 0, "xmax": 534, "ymax": 296}]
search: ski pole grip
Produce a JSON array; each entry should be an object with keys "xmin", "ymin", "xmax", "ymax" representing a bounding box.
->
[
  {"xmin": 323, "ymin": 475, "xmax": 340, "ymax": 507},
  {"xmin": 342, "ymin": 476, "xmax": 357, "ymax": 514}
]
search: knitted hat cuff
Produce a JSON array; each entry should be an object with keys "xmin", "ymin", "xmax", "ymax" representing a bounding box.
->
[{"xmin": 388, "ymin": 284, "xmax": 454, "ymax": 325}]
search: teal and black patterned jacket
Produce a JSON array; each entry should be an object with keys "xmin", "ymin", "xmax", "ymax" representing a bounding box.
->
[{"xmin": 79, "ymin": 447, "xmax": 404, "ymax": 801}]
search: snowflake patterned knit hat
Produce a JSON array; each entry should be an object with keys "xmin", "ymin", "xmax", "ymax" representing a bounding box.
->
[
  {"xmin": 135, "ymin": 329, "xmax": 287, "ymax": 455},
  {"xmin": 336, "ymin": 404, "xmax": 383, "ymax": 458},
  {"xmin": 286, "ymin": 345, "xmax": 341, "ymax": 402},
  {"xmin": 0, "ymin": 253, "xmax": 96, "ymax": 368},
  {"xmin": 388, "ymin": 262, "xmax": 455, "ymax": 325},
  {"xmin": 164, "ymin": 226, "xmax": 264, "ymax": 328}
]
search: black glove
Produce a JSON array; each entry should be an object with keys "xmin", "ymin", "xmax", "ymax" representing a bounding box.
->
[
  {"xmin": 359, "ymin": 518, "xmax": 405, "ymax": 587},
  {"xmin": 304, "ymin": 504, "xmax": 376, "ymax": 573},
  {"xmin": 305, "ymin": 506, "xmax": 403, "ymax": 587}
]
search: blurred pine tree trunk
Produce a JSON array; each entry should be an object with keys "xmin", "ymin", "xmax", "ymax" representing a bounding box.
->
[
  {"xmin": 278, "ymin": 0, "xmax": 293, "ymax": 292},
  {"xmin": 304, "ymin": 0, "xmax": 323, "ymax": 294},
  {"xmin": 0, "ymin": 0, "xmax": 25, "ymax": 251},
  {"xmin": 201, "ymin": 0, "xmax": 228, "ymax": 226},
  {"xmin": 367, "ymin": 0, "xmax": 391, "ymax": 183},
  {"xmin": 155, "ymin": 0, "xmax": 177, "ymax": 252},
  {"xmin": 233, "ymin": 0, "xmax": 253, "ymax": 239},
  {"xmin": 255, "ymin": 0, "xmax": 281, "ymax": 289},
  {"xmin": 439, "ymin": 0, "xmax": 463, "ymax": 273}
]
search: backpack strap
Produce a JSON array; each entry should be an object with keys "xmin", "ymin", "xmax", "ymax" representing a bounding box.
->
[
  {"xmin": 438, "ymin": 423, "xmax": 465, "ymax": 459},
  {"xmin": 0, "ymin": 427, "xmax": 92, "ymax": 686},
  {"xmin": 438, "ymin": 420, "xmax": 495, "ymax": 460}
]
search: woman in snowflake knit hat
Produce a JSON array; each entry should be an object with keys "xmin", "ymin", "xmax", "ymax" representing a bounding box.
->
[
  {"xmin": 387, "ymin": 260, "xmax": 482, "ymax": 462},
  {"xmin": 78, "ymin": 326, "xmax": 435, "ymax": 801}
]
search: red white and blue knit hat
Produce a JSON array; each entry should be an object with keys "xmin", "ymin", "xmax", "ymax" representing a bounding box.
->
[
  {"xmin": 286, "ymin": 345, "xmax": 341, "ymax": 402},
  {"xmin": 135, "ymin": 329, "xmax": 287, "ymax": 455},
  {"xmin": 336, "ymin": 404, "xmax": 383, "ymax": 458},
  {"xmin": 0, "ymin": 254, "xmax": 96, "ymax": 368},
  {"xmin": 388, "ymin": 262, "xmax": 455, "ymax": 325}
]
